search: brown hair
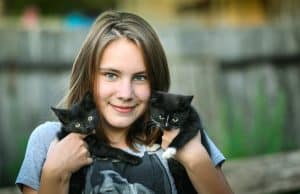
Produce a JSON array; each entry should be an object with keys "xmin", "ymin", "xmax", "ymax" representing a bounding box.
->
[{"xmin": 60, "ymin": 10, "xmax": 170, "ymax": 148}]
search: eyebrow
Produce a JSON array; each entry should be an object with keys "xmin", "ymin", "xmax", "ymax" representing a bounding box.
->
[
  {"xmin": 134, "ymin": 71, "xmax": 148, "ymax": 75},
  {"xmin": 98, "ymin": 67, "xmax": 147, "ymax": 75},
  {"xmin": 98, "ymin": 68, "xmax": 120, "ymax": 74}
]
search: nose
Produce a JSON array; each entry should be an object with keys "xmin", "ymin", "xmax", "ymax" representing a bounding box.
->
[{"xmin": 117, "ymin": 78, "xmax": 134, "ymax": 101}]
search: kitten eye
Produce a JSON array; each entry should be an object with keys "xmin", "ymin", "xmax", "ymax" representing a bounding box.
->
[
  {"xmin": 87, "ymin": 116, "xmax": 93, "ymax": 122},
  {"xmin": 75, "ymin": 122, "xmax": 81, "ymax": 128},
  {"xmin": 172, "ymin": 117, "xmax": 179, "ymax": 123},
  {"xmin": 158, "ymin": 115, "xmax": 165, "ymax": 120}
]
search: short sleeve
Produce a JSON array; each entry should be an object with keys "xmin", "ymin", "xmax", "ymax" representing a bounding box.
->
[
  {"xmin": 205, "ymin": 132, "xmax": 226, "ymax": 167},
  {"xmin": 15, "ymin": 121, "xmax": 61, "ymax": 191}
]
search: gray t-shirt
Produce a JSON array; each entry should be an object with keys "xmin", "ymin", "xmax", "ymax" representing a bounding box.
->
[{"xmin": 16, "ymin": 121, "xmax": 225, "ymax": 192}]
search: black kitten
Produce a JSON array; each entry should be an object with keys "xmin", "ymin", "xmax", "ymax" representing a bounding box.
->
[
  {"xmin": 51, "ymin": 91, "xmax": 142, "ymax": 194},
  {"xmin": 51, "ymin": 91, "xmax": 141, "ymax": 164},
  {"xmin": 149, "ymin": 91, "xmax": 211, "ymax": 194},
  {"xmin": 51, "ymin": 91, "xmax": 99, "ymax": 140}
]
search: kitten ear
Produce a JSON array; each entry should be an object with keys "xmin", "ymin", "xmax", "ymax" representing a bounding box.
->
[
  {"xmin": 186, "ymin": 95, "xmax": 193, "ymax": 104},
  {"xmin": 180, "ymin": 95, "xmax": 193, "ymax": 108},
  {"xmin": 51, "ymin": 106, "xmax": 70, "ymax": 124},
  {"xmin": 84, "ymin": 91, "xmax": 93, "ymax": 101},
  {"xmin": 150, "ymin": 91, "xmax": 160, "ymax": 104},
  {"xmin": 81, "ymin": 91, "xmax": 95, "ymax": 109}
]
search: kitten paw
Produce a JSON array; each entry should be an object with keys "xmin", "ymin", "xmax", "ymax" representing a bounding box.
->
[{"xmin": 162, "ymin": 147, "xmax": 177, "ymax": 159}]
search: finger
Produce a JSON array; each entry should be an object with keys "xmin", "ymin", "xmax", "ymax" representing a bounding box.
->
[
  {"xmin": 84, "ymin": 149, "xmax": 91, "ymax": 158},
  {"xmin": 47, "ymin": 138, "xmax": 59, "ymax": 157},
  {"xmin": 82, "ymin": 150, "xmax": 93, "ymax": 165},
  {"xmin": 86, "ymin": 157, "xmax": 93, "ymax": 164},
  {"xmin": 81, "ymin": 149, "xmax": 91, "ymax": 158},
  {"xmin": 189, "ymin": 131, "xmax": 201, "ymax": 143},
  {"xmin": 161, "ymin": 129, "xmax": 180, "ymax": 149},
  {"xmin": 77, "ymin": 133, "xmax": 89, "ymax": 139},
  {"xmin": 85, "ymin": 130, "xmax": 96, "ymax": 137},
  {"xmin": 48, "ymin": 138, "xmax": 58, "ymax": 149},
  {"xmin": 162, "ymin": 129, "xmax": 179, "ymax": 140},
  {"xmin": 68, "ymin": 132, "xmax": 89, "ymax": 139},
  {"xmin": 51, "ymin": 137, "xmax": 59, "ymax": 144}
]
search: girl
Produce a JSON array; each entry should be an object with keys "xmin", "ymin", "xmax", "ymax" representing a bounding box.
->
[{"xmin": 16, "ymin": 10, "xmax": 233, "ymax": 194}]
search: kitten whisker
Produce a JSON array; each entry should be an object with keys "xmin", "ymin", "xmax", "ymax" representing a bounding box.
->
[{"xmin": 148, "ymin": 119, "xmax": 161, "ymax": 128}]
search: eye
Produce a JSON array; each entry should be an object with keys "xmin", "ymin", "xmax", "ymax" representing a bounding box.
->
[
  {"xmin": 74, "ymin": 122, "xmax": 81, "ymax": 128},
  {"xmin": 172, "ymin": 117, "xmax": 179, "ymax": 123},
  {"xmin": 133, "ymin": 74, "xmax": 148, "ymax": 81},
  {"xmin": 158, "ymin": 115, "xmax": 165, "ymax": 120},
  {"xmin": 104, "ymin": 72, "xmax": 117, "ymax": 80},
  {"xmin": 87, "ymin": 116, "xmax": 93, "ymax": 122}
]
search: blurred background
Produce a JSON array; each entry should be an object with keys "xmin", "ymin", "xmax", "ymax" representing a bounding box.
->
[{"xmin": 0, "ymin": 0, "xmax": 299, "ymax": 193}]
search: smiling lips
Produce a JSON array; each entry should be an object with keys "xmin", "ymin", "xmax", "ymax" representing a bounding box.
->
[{"xmin": 110, "ymin": 104, "xmax": 136, "ymax": 113}]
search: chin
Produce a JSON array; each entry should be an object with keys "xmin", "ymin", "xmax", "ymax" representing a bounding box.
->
[{"xmin": 108, "ymin": 119, "xmax": 136, "ymax": 130}]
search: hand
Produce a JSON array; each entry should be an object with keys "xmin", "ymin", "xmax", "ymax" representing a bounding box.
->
[
  {"xmin": 162, "ymin": 130, "xmax": 234, "ymax": 194},
  {"xmin": 44, "ymin": 133, "xmax": 93, "ymax": 178},
  {"xmin": 161, "ymin": 128, "xmax": 180, "ymax": 150},
  {"xmin": 162, "ymin": 130, "xmax": 209, "ymax": 167},
  {"xmin": 176, "ymin": 132, "xmax": 209, "ymax": 166}
]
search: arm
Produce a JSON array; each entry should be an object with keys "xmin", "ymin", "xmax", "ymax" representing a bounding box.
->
[
  {"xmin": 23, "ymin": 186, "xmax": 37, "ymax": 194},
  {"xmin": 21, "ymin": 167, "xmax": 70, "ymax": 194},
  {"xmin": 162, "ymin": 131, "xmax": 234, "ymax": 194},
  {"xmin": 39, "ymin": 133, "xmax": 93, "ymax": 194},
  {"xmin": 22, "ymin": 133, "xmax": 92, "ymax": 194}
]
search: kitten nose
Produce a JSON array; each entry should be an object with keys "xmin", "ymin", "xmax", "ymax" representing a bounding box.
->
[
  {"xmin": 164, "ymin": 116, "xmax": 170, "ymax": 129},
  {"xmin": 165, "ymin": 116, "xmax": 169, "ymax": 126},
  {"xmin": 164, "ymin": 124, "xmax": 172, "ymax": 131}
]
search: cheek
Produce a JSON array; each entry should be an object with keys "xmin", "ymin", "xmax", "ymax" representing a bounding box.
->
[
  {"xmin": 135, "ymin": 85, "xmax": 151, "ymax": 102},
  {"xmin": 93, "ymin": 77, "xmax": 111, "ymax": 105}
]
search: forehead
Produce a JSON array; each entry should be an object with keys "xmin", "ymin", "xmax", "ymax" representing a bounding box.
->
[{"xmin": 99, "ymin": 38, "xmax": 147, "ymax": 73}]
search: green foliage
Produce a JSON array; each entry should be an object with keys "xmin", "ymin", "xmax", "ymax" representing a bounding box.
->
[
  {"xmin": 221, "ymin": 82, "xmax": 287, "ymax": 159},
  {"xmin": 2, "ymin": 134, "xmax": 28, "ymax": 186}
]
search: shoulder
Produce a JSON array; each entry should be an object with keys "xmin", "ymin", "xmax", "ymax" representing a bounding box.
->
[
  {"xmin": 28, "ymin": 121, "xmax": 61, "ymax": 148},
  {"xmin": 15, "ymin": 121, "xmax": 61, "ymax": 190},
  {"xmin": 30, "ymin": 121, "xmax": 61, "ymax": 137}
]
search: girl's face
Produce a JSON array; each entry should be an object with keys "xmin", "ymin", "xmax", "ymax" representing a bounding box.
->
[{"xmin": 94, "ymin": 38, "xmax": 151, "ymax": 131}]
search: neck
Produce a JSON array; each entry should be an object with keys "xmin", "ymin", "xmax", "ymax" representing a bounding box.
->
[
  {"xmin": 107, "ymin": 130, "xmax": 129, "ymax": 149},
  {"xmin": 98, "ymin": 124, "xmax": 129, "ymax": 149}
]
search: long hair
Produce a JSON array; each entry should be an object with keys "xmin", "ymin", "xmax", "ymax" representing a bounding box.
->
[{"xmin": 59, "ymin": 10, "xmax": 170, "ymax": 148}]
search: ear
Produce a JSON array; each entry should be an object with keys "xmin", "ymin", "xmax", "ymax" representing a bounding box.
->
[
  {"xmin": 51, "ymin": 106, "xmax": 70, "ymax": 124},
  {"xmin": 84, "ymin": 91, "xmax": 93, "ymax": 101},
  {"xmin": 180, "ymin": 95, "xmax": 193, "ymax": 108},
  {"xmin": 186, "ymin": 95, "xmax": 193, "ymax": 104},
  {"xmin": 81, "ymin": 91, "xmax": 95, "ymax": 109},
  {"xmin": 150, "ymin": 91, "xmax": 161, "ymax": 104}
]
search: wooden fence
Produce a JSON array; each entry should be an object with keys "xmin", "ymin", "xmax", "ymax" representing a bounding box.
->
[{"xmin": 0, "ymin": 22, "xmax": 300, "ymax": 189}]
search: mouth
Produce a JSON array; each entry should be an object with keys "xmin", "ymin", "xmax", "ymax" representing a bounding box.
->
[{"xmin": 110, "ymin": 103, "xmax": 136, "ymax": 113}]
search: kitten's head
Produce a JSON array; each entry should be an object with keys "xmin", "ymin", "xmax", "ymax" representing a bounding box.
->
[
  {"xmin": 149, "ymin": 91, "xmax": 193, "ymax": 131},
  {"xmin": 51, "ymin": 91, "xmax": 99, "ymax": 134}
]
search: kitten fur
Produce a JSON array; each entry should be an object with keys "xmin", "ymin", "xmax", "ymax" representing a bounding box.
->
[
  {"xmin": 149, "ymin": 90, "xmax": 211, "ymax": 194},
  {"xmin": 51, "ymin": 91, "xmax": 99, "ymax": 140},
  {"xmin": 51, "ymin": 91, "xmax": 142, "ymax": 194}
]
